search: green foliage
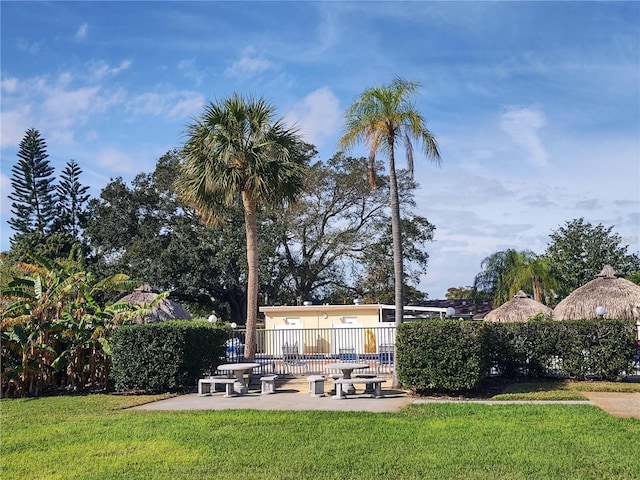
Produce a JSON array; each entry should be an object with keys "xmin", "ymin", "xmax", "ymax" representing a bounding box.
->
[
  {"xmin": 358, "ymin": 214, "xmax": 434, "ymax": 303},
  {"xmin": 546, "ymin": 217, "xmax": 640, "ymax": 298},
  {"xmin": 8, "ymin": 128, "xmax": 57, "ymax": 240},
  {"xmin": 475, "ymin": 249, "xmax": 558, "ymax": 307},
  {"xmin": 54, "ymin": 160, "xmax": 90, "ymax": 239},
  {"xmin": 445, "ymin": 286, "xmax": 478, "ymax": 300},
  {"xmin": 398, "ymin": 318, "xmax": 636, "ymax": 394},
  {"xmin": 1, "ymin": 253, "xmax": 138, "ymax": 397},
  {"xmin": 397, "ymin": 320, "xmax": 489, "ymax": 391},
  {"xmin": 487, "ymin": 319, "xmax": 637, "ymax": 381},
  {"xmin": 339, "ymin": 77, "xmax": 441, "ymax": 338},
  {"xmin": 110, "ymin": 321, "xmax": 226, "ymax": 393}
]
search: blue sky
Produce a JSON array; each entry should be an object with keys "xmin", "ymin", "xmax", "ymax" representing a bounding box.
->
[{"xmin": 1, "ymin": 1, "xmax": 639, "ymax": 299}]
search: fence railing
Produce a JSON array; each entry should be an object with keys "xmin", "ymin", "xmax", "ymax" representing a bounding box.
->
[
  {"xmin": 226, "ymin": 326, "xmax": 640, "ymax": 378},
  {"xmin": 226, "ymin": 326, "xmax": 396, "ymax": 376}
]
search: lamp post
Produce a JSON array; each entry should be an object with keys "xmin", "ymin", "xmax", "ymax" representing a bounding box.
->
[
  {"xmin": 595, "ymin": 306, "xmax": 606, "ymax": 319},
  {"xmin": 446, "ymin": 307, "xmax": 456, "ymax": 318}
]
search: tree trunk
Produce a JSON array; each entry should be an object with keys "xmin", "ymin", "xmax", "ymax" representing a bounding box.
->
[
  {"xmin": 388, "ymin": 144, "xmax": 404, "ymax": 389},
  {"xmin": 242, "ymin": 191, "xmax": 259, "ymax": 361}
]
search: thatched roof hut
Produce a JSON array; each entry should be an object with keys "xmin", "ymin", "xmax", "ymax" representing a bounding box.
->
[
  {"xmin": 118, "ymin": 284, "xmax": 192, "ymax": 323},
  {"xmin": 553, "ymin": 265, "xmax": 640, "ymax": 320},
  {"xmin": 484, "ymin": 290, "xmax": 552, "ymax": 323}
]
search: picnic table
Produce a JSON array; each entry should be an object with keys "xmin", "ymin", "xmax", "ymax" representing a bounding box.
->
[
  {"xmin": 325, "ymin": 362, "xmax": 369, "ymax": 395},
  {"xmin": 217, "ymin": 362, "xmax": 260, "ymax": 395}
]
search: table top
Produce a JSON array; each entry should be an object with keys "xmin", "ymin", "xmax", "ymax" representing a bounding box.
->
[
  {"xmin": 217, "ymin": 362, "xmax": 260, "ymax": 371},
  {"xmin": 325, "ymin": 362, "xmax": 369, "ymax": 371}
]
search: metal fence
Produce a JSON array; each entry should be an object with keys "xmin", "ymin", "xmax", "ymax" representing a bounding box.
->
[
  {"xmin": 226, "ymin": 326, "xmax": 397, "ymax": 376},
  {"xmin": 226, "ymin": 327, "xmax": 640, "ymax": 378}
]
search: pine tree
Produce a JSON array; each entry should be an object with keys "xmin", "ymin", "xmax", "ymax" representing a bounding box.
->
[
  {"xmin": 55, "ymin": 160, "xmax": 91, "ymax": 239},
  {"xmin": 8, "ymin": 128, "xmax": 57, "ymax": 242}
]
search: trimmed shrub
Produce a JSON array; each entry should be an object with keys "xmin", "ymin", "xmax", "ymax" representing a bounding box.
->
[
  {"xmin": 488, "ymin": 319, "xmax": 636, "ymax": 381},
  {"xmin": 397, "ymin": 320, "xmax": 489, "ymax": 392},
  {"xmin": 555, "ymin": 319, "xmax": 636, "ymax": 380},
  {"xmin": 110, "ymin": 321, "xmax": 226, "ymax": 393}
]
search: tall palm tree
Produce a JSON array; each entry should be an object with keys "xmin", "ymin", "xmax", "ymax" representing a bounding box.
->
[
  {"xmin": 338, "ymin": 79, "xmax": 440, "ymax": 318},
  {"xmin": 338, "ymin": 77, "xmax": 440, "ymax": 388},
  {"xmin": 177, "ymin": 94, "xmax": 307, "ymax": 360}
]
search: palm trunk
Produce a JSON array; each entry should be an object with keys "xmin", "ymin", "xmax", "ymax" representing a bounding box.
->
[
  {"xmin": 388, "ymin": 144, "xmax": 404, "ymax": 389},
  {"xmin": 242, "ymin": 191, "xmax": 259, "ymax": 361}
]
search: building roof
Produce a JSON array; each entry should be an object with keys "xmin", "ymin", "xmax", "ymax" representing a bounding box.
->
[
  {"xmin": 553, "ymin": 265, "xmax": 640, "ymax": 320},
  {"xmin": 484, "ymin": 290, "xmax": 552, "ymax": 323},
  {"xmin": 118, "ymin": 284, "xmax": 192, "ymax": 323}
]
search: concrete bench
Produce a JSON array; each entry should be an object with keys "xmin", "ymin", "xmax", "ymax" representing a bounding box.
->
[
  {"xmin": 198, "ymin": 377, "xmax": 237, "ymax": 398},
  {"xmin": 353, "ymin": 373, "xmax": 378, "ymax": 394},
  {"xmin": 332, "ymin": 377, "xmax": 386, "ymax": 399},
  {"xmin": 307, "ymin": 375, "xmax": 326, "ymax": 397},
  {"xmin": 260, "ymin": 375, "xmax": 278, "ymax": 395}
]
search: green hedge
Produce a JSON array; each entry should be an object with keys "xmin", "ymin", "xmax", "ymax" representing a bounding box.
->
[
  {"xmin": 397, "ymin": 320, "xmax": 490, "ymax": 392},
  {"xmin": 397, "ymin": 319, "xmax": 637, "ymax": 392},
  {"xmin": 486, "ymin": 319, "xmax": 637, "ymax": 381},
  {"xmin": 110, "ymin": 321, "xmax": 226, "ymax": 393}
]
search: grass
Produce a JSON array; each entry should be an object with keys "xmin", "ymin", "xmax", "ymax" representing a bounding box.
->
[
  {"xmin": 490, "ymin": 379, "xmax": 640, "ymax": 401},
  {"xmin": 1, "ymin": 393, "xmax": 639, "ymax": 479}
]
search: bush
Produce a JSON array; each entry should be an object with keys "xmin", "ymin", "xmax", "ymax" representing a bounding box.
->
[
  {"xmin": 397, "ymin": 320, "xmax": 489, "ymax": 392},
  {"xmin": 488, "ymin": 319, "xmax": 636, "ymax": 381},
  {"xmin": 110, "ymin": 321, "xmax": 226, "ymax": 393}
]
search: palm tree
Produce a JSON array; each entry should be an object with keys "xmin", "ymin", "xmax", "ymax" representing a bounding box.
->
[
  {"xmin": 177, "ymin": 94, "xmax": 307, "ymax": 360},
  {"xmin": 338, "ymin": 80, "xmax": 440, "ymax": 318},
  {"xmin": 505, "ymin": 254, "xmax": 559, "ymax": 306},
  {"xmin": 338, "ymin": 77, "xmax": 440, "ymax": 388}
]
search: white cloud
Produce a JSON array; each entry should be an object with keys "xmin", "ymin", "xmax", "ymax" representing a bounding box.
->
[
  {"xmin": 0, "ymin": 104, "xmax": 33, "ymax": 148},
  {"xmin": 41, "ymin": 85, "xmax": 125, "ymax": 144},
  {"xmin": 0, "ymin": 74, "xmax": 126, "ymax": 147},
  {"xmin": 1, "ymin": 77, "xmax": 19, "ymax": 94},
  {"xmin": 224, "ymin": 47, "xmax": 274, "ymax": 78},
  {"xmin": 500, "ymin": 106, "xmax": 548, "ymax": 167},
  {"xmin": 129, "ymin": 91, "xmax": 205, "ymax": 120},
  {"xmin": 167, "ymin": 93, "xmax": 205, "ymax": 119},
  {"xmin": 88, "ymin": 60, "xmax": 132, "ymax": 81},
  {"xmin": 285, "ymin": 88, "xmax": 341, "ymax": 148},
  {"xmin": 96, "ymin": 148, "xmax": 139, "ymax": 175},
  {"xmin": 76, "ymin": 22, "xmax": 88, "ymax": 40},
  {"xmin": 16, "ymin": 39, "xmax": 39, "ymax": 55}
]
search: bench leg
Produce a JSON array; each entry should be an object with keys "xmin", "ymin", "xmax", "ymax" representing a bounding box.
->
[
  {"xmin": 261, "ymin": 380, "xmax": 275, "ymax": 395},
  {"xmin": 332, "ymin": 383, "xmax": 346, "ymax": 400},
  {"xmin": 233, "ymin": 381, "xmax": 248, "ymax": 395},
  {"xmin": 309, "ymin": 380, "xmax": 325, "ymax": 397},
  {"xmin": 198, "ymin": 380, "xmax": 212, "ymax": 396},
  {"xmin": 373, "ymin": 382, "xmax": 383, "ymax": 398},
  {"xmin": 224, "ymin": 383, "xmax": 237, "ymax": 398}
]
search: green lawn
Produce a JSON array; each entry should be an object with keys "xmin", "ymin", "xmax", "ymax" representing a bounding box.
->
[
  {"xmin": 2, "ymin": 394, "xmax": 638, "ymax": 479},
  {"xmin": 491, "ymin": 379, "xmax": 640, "ymax": 401}
]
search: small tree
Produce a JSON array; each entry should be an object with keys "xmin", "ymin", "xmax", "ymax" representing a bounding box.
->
[
  {"xmin": 55, "ymin": 160, "xmax": 91, "ymax": 239},
  {"xmin": 8, "ymin": 128, "xmax": 56, "ymax": 242},
  {"xmin": 546, "ymin": 218, "xmax": 640, "ymax": 297}
]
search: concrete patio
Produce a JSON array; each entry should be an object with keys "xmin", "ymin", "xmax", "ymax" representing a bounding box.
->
[{"xmin": 129, "ymin": 376, "xmax": 640, "ymax": 418}]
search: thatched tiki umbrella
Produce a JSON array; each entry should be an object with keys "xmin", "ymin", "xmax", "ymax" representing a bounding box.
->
[
  {"xmin": 118, "ymin": 284, "xmax": 192, "ymax": 323},
  {"xmin": 553, "ymin": 265, "xmax": 640, "ymax": 320},
  {"xmin": 484, "ymin": 290, "xmax": 552, "ymax": 323}
]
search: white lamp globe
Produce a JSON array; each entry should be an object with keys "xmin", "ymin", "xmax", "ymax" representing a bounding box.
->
[{"xmin": 595, "ymin": 306, "xmax": 607, "ymax": 318}]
